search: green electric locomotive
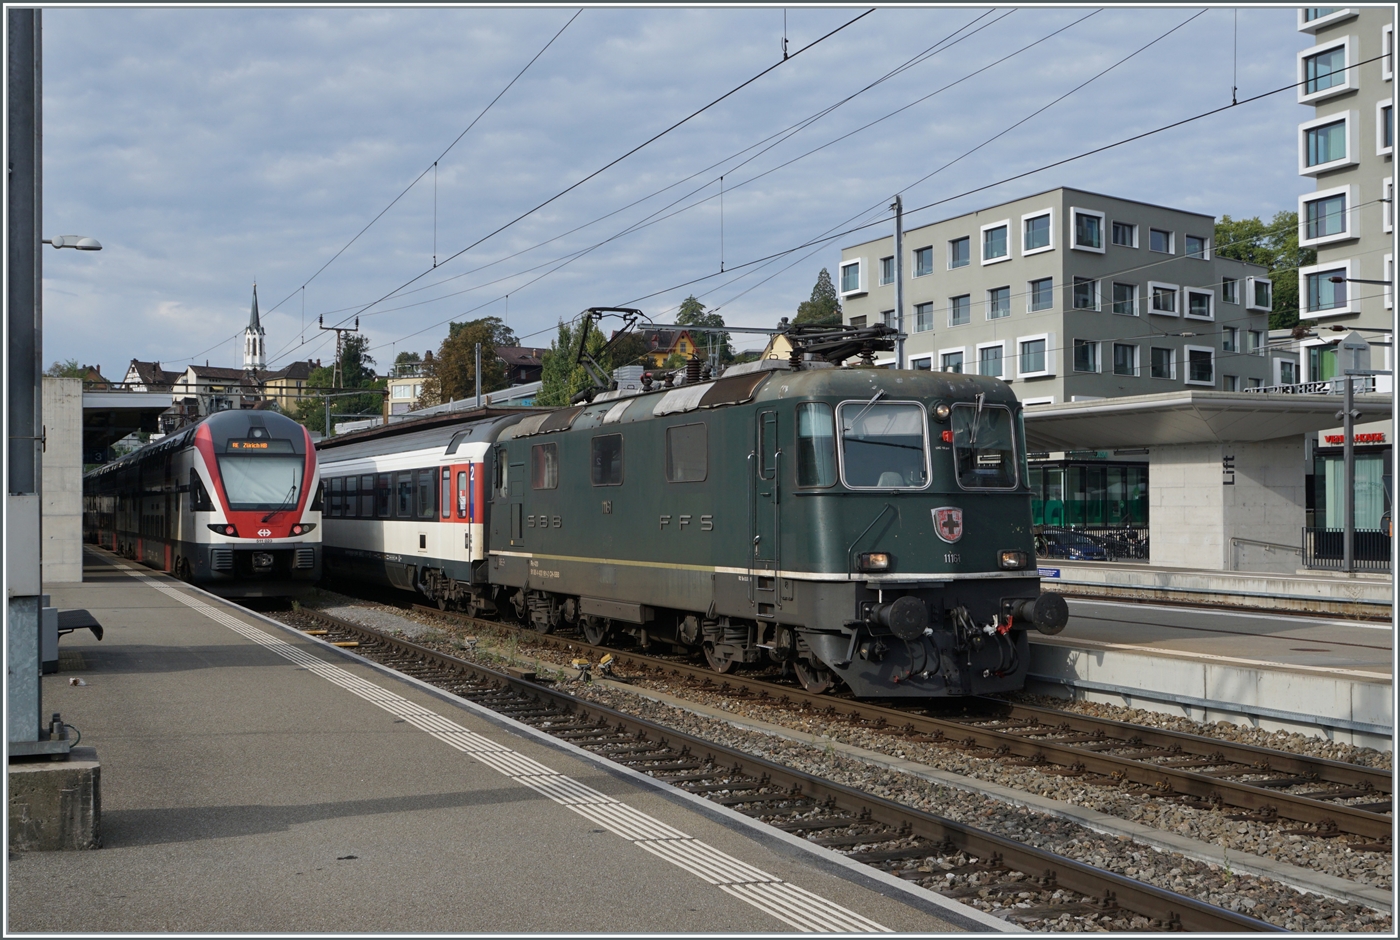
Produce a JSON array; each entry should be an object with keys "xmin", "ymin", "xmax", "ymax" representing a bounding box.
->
[{"xmin": 487, "ymin": 321, "xmax": 1067, "ymax": 699}]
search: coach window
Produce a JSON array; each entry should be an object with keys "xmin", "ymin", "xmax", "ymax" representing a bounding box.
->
[
  {"xmin": 591, "ymin": 434, "xmax": 624, "ymax": 486},
  {"xmin": 361, "ymin": 474, "xmax": 375, "ymax": 517},
  {"xmin": 532, "ymin": 443, "xmax": 559, "ymax": 489},
  {"xmin": 665, "ymin": 424, "xmax": 707, "ymax": 482},
  {"xmin": 329, "ymin": 476, "xmax": 343, "ymax": 517},
  {"xmin": 456, "ymin": 470, "xmax": 469, "ymax": 519},
  {"xmin": 416, "ymin": 468, "xmax": 436, "ymax": 519},
  {"xmin": 796, "ymin": 403, "xmax": 837, "ymax": 487},
  {"xmin": 441, "ymin": 469, "xmax": 452, "ymax": 518},
  {"xmin": 376, "ymin": 473, "xmax": 391, "ymax": 517},
  {"xmin": 396, "ymin": 471, "xmax": 414, "ymax": 518},
  {"xmin": 344, "ymin": 476, "xmax": 358, "ymax": 518}
]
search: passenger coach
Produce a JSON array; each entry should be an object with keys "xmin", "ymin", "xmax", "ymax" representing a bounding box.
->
[{"xmin": 84, "ymin": 409, "xmax": 321, "ymax": 595}]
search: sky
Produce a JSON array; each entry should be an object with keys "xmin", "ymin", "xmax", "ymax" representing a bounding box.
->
[{"xmin": 39, "ymin": 4, "xmax": 1317, "ymax": 378}]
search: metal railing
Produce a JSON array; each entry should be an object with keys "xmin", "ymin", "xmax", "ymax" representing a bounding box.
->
[
  {"xmin": 1242, "ymin": 376, "xmax": 1376, "ymax": 395},
  {"xmin": 1035, "ymin": 525, "xmax": 1149, "ymax": 562},
  {"xmin": 1301, "ymin": 527, "xmax": 1391, "ymax": 572}
]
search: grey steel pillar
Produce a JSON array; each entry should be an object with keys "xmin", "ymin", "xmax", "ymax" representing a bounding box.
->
[
  {"xmin": 8, "ymin": 7, "xmax": 54, "ymax": 754},
  {"xmin": 891, "ymin": 195, "xmax": 904, "ymax": 369}
]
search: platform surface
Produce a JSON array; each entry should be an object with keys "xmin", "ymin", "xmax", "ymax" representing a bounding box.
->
[
  {"xmin": 1048, "ymin": 597, "xmax": 1392, "ymax": 679},
  {"xmin": 9, "ymin": 551, "xmax": 984, "ymax": 934}
]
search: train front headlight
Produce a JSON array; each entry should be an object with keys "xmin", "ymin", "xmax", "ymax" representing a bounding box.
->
[
  {"xmin": 292, "ymin": 523, "xmax": 316, "ymax": 535},
  {"xmin": 857, "ymin": 552, "xmax": 891, "ymax": 572},
  {"xmin": 208, "ymin": 523, "xmax": 238, "ymax": 537},
  {"xmin": 998, "ymin": 550, "xmax": 1028, "ymax": 570}
]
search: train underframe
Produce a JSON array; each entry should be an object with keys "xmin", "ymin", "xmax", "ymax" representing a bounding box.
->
[{"xmin": 88, "ymin": 528, "xmax": 321, "ymax": 596}]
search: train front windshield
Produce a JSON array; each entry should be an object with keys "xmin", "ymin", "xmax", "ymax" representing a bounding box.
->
[
  {"xmin": 838, "ymin": 401, "xmax": 929, "ymax": 488},
  {"xmin": 218, "ymin": 440, "xmax": 305, "ymax": 511}
]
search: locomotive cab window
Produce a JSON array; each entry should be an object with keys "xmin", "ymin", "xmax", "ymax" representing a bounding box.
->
[
  {"xmin": 591, "ymin": 434, "xmax": 624, "ymax": 486},
  {"xmin": 796, "ymin": 403, "xmax": 836, "ymax": 487},
  {"xmin": 218, "ymin": 444, "xmax": 304, "ymax": 512},
  {"xmin": 837, "ymin": 401, "xmax": 929, "ymax": 489},
  {"xmin": 532, "ymin": 443, "xmax": 559, "ymax": 489},
  {"xmin": 951, "ymin": 399, "xmax": 1018, "ymax": 490},
  {"xmin": 665, "ymin": 424, "xmax": 707, "ymax": 483}
]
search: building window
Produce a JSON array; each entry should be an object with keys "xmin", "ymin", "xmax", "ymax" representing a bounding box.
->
[
  {"xmin": 1247, "ymin": 377, "xmax": 1263, "ymax": 389},
  {"xmin": 1222, "ymin": 327, "xmax": 1239, "ymax": 352},
  {"xmin": 1184, "ymin": 288, "xmax": 1214, "ymax": 320},
  {"xmin": 1279, "ymin": 360, "xmax": 1299, "ymax": 385},
  {"xmin": 839, "ymin": 260, "xmax": 863, "ymax": 294},
  {"xmin": 1071, "ymin": 208, "xmax": 1104, "ymax": 252},
  {"xmin": 914, "ymin": 302, "xmax": 933, "ymax": 333},
  {"xmin": 1299, "ymin": 39, "xmax": 1352, "ymax": 102},
  {"xmin": 849, "ymin": 315, "xmax": 867, "ymax": 328},
  {"xmin": 911, "ymin": 357, "xmax": 931, "ymax": 370},
  {"xmin": 1111, "ymin": 282, "xmax": 1137, "ymax": 316},
  {"xmin": 1385, "ymin": 254, "xmax": 1394, "ymax": 310},
  {"xmin": 1185, "ymin": 346, "xmax": 1215, "ymax": 386},
  {"xmin": 1112, "ymin": 343, "xmax": 1138, "ymax": 377},
  {"xmin": 1148, "ymin": 282, "xmax": 1178, "ymax": 315},
  {"xmin": 1223, "ymin": 375, "xmax": 1240, "ymax": 391},
  {"xmin": 1150, "ymin": 347, "xmax": 1175, "ymax": 379},
  {"xmin": 1378, "ymin": 100, "xmax": 1393, "ymax": 155},
  {"xmin": 1029, "ymin": 277, "xmax": 1054, "ymax": 312},
  {"xmin": 1301, "ymin": 186, "xmax": 1352, "ymax": 245},
  {"xmin": 1111, "ymin": 221, "xmax": 1137, "ymax": 247},
  {"xmin": 949, "ymin": 294, "xmax": 970, "ymax": 326},
  {"xmin": 913, "ymin": 247, "xmax": 932, "ymax": 278},
  {"xmin": 1246, "ymin": 276, "xmax": 1272, "ymax": 311},
  {"xmin": 940, "ymin": 350, "xmax": 964, "ymax": 374},
  {"xmin": 880, "ymin": 256, "xmax": 895, "ymax": 285},
  {"xmin": 1072, "ymin": 277, "xmax": 1098, "ymax": 310},
  {"xmin": 1018, "ymin": 336, "xmax": 1050, "ymax": 377},
  {"xmin": 1222, "ymin": 278, "xmax": 1238, "ymax": 304},
  {"xmin": 981, "ymin": 221, "xmax": 1010, "ymax": 263},
  {"xmin": 393, "ymin": 385, "xmax": 411, "ymax": 399},
  {"xmin": 1384, "ymin": 23, "xmax": 1394, "ymax": 82},
  {"xmin": 987, "ymin": 286, "xmax": 1011, "ymax": 320},
  {"xmin": 1384, "ymin": 180, "xmax": 1393, "ymax": 234},
  {"xmin": 880, "ymin": 310, "xmax": 894, "ymax": 326},
  {"xmin": 1072, "ymin": 340, "xmax": 1099, "ymax": 373},
  {"xmin": 978, "ymin": 344, "xmax": 1004, "ymax": 378},
  {"xmin": 949, "ymin": 236, "xmax": 970, "ymax": 269},
  {"xmin": 1247, "ymin": 330, "xmax": 1264, "ymax": 355},
  {"xmin": 1184, "ymin": 235, "xmax": 1208, "ymax": 259},
  {"xmin": 1300, "ymin": 112, "xmax": 1355, "ymax": 174},
  {"xmin": 1148, "ymin": 228, "xmax": 1173, "ymax": 253},
  {"xmin": 1305, "ymin": 266, "xmax": 1349, "ymax": 313},
  {"xmin": 1023, "ymin": 210, "xmax": 1052, "ymax": 254}
]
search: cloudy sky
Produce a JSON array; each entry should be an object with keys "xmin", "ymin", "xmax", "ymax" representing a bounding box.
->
[{"xmin": 41, "ymin": 5, "xmax": 1313, "ymax": 377}]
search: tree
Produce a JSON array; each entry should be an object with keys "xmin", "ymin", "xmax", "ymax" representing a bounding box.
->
[
  {"xmin": 45, "ymin": 358, "xmax": 87, "ymax": 379},
  {"xmin": 675, "ymin": 295, "xmax": 731, "ymax": 361},
  {"xmin": 292, "ymin": 334, "xmax": 384, "ymax": 433},
  {"xmin": 394, "ymin": 350, "xmax": 422, "ymax": 367},
  {"xmin": 420, "ymin": 316, "xmax": 511, "ymax": 407},
  {"xmin": 794, "ymin": 268, "xmax": 842, "ymax": 325},
  {"xmin": 1214, "ymin": 211, "xmax": 1313, "ymax": 330}
]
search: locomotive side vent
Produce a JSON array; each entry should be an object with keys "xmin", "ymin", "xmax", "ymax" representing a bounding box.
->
[
  {"xmin": 295, "ymin": 548, "xmax": 316, "ymax": 569},
  {"xmin": 211, "ymin": 549, "xmax": 234, "ymax": 572}
]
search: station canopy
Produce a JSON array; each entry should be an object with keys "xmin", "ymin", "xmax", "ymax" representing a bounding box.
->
[
  {"xmin": 1022, "ymin": 390, "xmax": 1392, "ymax": 451},
  {"xmin": 83, "ymin": 390, "xmax": 172, "ymax": 458}
]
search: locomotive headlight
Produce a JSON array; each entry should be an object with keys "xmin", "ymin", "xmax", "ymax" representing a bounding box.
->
[
  {"xmin": 857, "ymin": 552, "xmax": 891, "ymax": 572},
  {"xmin": 999, "ymin": 550, "xmax": 1029, "ymax": 570},
  {"xmin": 208, "ymin": 523, "xmax": 238, "ymax": 537},
  {"xmin": 292, "ymin": 523, "xmax": 316, "ymax": 535},
  {"xmin": 932, "ymin": 403, "xmax": 952, "ymax": 422}
]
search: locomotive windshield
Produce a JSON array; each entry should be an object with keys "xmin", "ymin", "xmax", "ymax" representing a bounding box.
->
[
  {"xmin": 217, "ymin": 451, "xmax": 305, "ymax": 511},
  {"xmin": 838, "ymin": 400, "xmax": 929, "ymax": 488},
  {"xmin": 951, "ymin": 400, "xmax": 1018, "ymax": 489}
]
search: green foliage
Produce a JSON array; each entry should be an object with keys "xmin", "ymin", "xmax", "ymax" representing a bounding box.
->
[
  {"xmin": 394, "ymin": 350, "xmax": 422, "ymax": 365},
  {"xmin": 1214, "ymin": 211, "xmax": 1313, "ymax": 330},
  {"xmin": 292, "ymin": 335, "xmax": 383, "ymax": 433},
  {"xmin": 794, "ymin": 267, "xmax": 842, "ymax": 325},
  {"xmin": 448, "ymin": 315, "xmax": 517, "ymax": 348},
  {"xmin": 675, "ymin": 295, "xmax": 731, "ymax": 361},
  {"xmin": 426, "ymin": 316, "xmax": 512, "ymax": 405},
  {"xmin": 537, "ymin": 319, "xmax": 608, "ymax": 407},
  {"xmin": 45, "ymin": 358, "xmax": 88, "ymax": 379}
]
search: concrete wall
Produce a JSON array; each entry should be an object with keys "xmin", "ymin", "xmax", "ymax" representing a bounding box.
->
[
  {"xmin": 1150, "ymin": 438, "xmax": 1306, "ymax": 574},
  {"xmin": 41, "ymin": 377, "xmax": 83, "ymax": 584}
]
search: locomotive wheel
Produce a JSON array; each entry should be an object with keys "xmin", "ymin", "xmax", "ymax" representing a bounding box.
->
[
  {"xmin": 580, "ymin": 616, "xmax": 609, "ymax": 646},
  {"xmin": 703, "ymin": 642, "xmax": 736, "ymax": 674},
  {"xmin": 793, "ymin": 658, "xmax": 837, "ymax": 695},
  {"xmin": 437, "ymin": 596, "xmax": 449, "ymax": 611}
]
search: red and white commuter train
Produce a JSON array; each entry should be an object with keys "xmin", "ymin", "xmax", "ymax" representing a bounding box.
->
[{"xmin": 84, "ymin": 410, "xmax": 321, "ymax": 595}]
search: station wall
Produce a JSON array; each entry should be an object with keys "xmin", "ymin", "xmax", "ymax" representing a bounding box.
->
[{"xmin": 42, "ymin": 377, "xmax": 83, "ymax": 584}]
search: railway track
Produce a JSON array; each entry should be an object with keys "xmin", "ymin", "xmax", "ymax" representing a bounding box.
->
[
  {"xmin": 288, "ymin": 605, "xmax": 1282, "ymax": 933},
  {"xmin": 389, "ymin": 600, "xmax": 1392, "ymax": 847}
]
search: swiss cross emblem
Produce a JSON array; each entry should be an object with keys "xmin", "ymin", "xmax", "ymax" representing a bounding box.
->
[
  {"xmin": 257, "ymin": 528, "xmax": 272, "ymax": 537},
  {"xmin": 932, "ymin": 507, "xmax": 963, "ymax": 543}
]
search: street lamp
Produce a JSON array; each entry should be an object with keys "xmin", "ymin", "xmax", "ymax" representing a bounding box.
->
[{"xmin": 42, "ymin": 235, "xmax": 102, "ymax": 251}]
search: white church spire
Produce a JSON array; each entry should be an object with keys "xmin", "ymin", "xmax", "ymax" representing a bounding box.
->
[{"xmin": 244, "ymin": 282, "xmax": 266, "ymax": 371}]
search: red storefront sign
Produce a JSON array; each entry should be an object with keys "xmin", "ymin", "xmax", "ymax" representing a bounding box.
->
[{"xmin": 1323, "ymin": 432, "xmax": 1387, "ymax": 444}]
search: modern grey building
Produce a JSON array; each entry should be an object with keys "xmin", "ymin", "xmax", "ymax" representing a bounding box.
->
[{"xmin": 838, "ymin": 187, "xmax": 1275, "ymax": 407}]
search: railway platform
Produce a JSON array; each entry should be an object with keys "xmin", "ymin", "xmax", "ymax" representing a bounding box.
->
[
  {"xmin": 8, "ymin": 548, "xmax": 998, "ymax": 934},
  {"xmin": 1028, "ymin": 595, "xmax": 1393, "ymax": 751}
]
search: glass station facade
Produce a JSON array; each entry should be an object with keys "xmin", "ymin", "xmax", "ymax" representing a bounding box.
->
[{"xmin": 1027, "ymin": 458, "xmax": 1149, "ymax": 527}]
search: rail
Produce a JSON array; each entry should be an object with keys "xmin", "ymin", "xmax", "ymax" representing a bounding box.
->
[{"xmin": 1301, "ymin": 527, "xmax": 1391, "ymax": 572}]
